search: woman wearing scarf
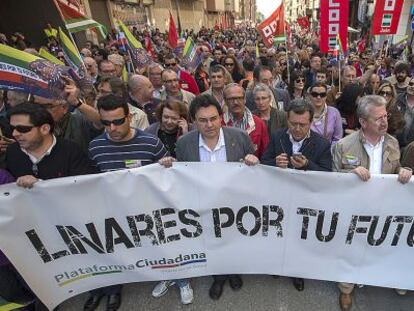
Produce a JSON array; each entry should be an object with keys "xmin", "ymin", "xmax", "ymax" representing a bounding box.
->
[{"xmin": 308, "ymin": 82, "xmax": 343, "ymax": 146}]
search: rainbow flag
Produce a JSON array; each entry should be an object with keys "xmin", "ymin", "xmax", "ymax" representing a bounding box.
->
[
  {"xmin": 0, "ymin": 44, "xmax": 72, "ymax": 98},
  {"xmin": 58, "ymin": 27, "xmax": 85, "ymax": 76}
]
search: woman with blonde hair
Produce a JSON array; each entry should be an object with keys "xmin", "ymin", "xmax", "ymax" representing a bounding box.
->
[{"xmin": 377, "ymin": 82, "xmax": 405, "ymax": 138}]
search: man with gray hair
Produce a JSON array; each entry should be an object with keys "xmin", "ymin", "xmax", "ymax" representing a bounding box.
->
[
  {"xmin": 332, "ymin": 94, "xmax": 412, "ymax": 311},
  {"xmin": 147, "ymin": 63, "xmax": 164, "ymax": 99}
]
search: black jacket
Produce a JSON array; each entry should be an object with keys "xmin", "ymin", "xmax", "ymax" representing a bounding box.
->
[
  {"xmin": 261, "ymin": 128, "xmax": 332, "ymax": 172},
  {"xmin": 6, "ymin": 138, "xmax": 97, "ymax": 180}
]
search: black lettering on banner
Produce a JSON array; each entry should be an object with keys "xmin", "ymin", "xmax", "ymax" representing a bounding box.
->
[
  {"xmin": 236, "ymin": 206, "xmax": 261, "ymax": 236},
  {"xmin": 135, "ymin": 214, "xmax": 159, "ymax": 246},
  {"xmin": 56, "ymin": 226, "xmax": 79, "ymax": 255},
  {"xmin": 179, "ymin": 209, "xmax": 202, "ymax": 238},
  {"xmin": 407, "ymin": 220, "xmax": 414, "ymax": 247},
  {"xmin": 392, "ymin": 216, "xmax": 413, "ymax": 246},
  {"xmin": 316, "ymin": 210, "xmax": 339, "ymax": 242},
  {"xmin": 212, "ymin": 207, "xmax": 234, "ymax": 237},
  {"xmin": 64, "ymin": 224, "xmax": 105, "ymax": 254},
  {"xmin": 126, "ymin": 215, "xmax": 142, "ymax": 247},
  {"xmin": 25, "ymin": 229, "xmax": 54, "ymax": 263},
  {"xmin": 367, "ymin": 216, "xmax": 392, "ymax": 246},
  {"xmin": 154, "ymin": 208, "xmax": 180, "ymax": 244},
  {"xmin": 262, "ymin": 205, "xmax": 284, "ymax": 237},
  {"xmin": 105, "ymin": 218, "xmax": 134, "ymax": 253},
  {"xmin": 346, "ymin": 215, "xmax": 372, "ymax": 244},
  {"xmin": 297, "ymin": 208, "xmax": 317, "ymax": 240}
]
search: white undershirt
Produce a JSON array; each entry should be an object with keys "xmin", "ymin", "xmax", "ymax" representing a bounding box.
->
[
  {"xmin": 199, "ymin": 128, "xmax": 227, "ymax": 162},
  {"xmin": 363, "ymin": 136, "xmax": 384, "ymax": 174}
]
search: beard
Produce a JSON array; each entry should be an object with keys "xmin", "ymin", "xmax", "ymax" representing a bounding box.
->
[{"xmin": 396, "ymin": 75, "xmax": 406, "ymax": 83}]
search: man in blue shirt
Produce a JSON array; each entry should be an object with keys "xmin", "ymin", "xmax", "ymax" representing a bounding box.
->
[{"xmin": 86, "ymin": 94, "xmax": 167, "ymax": 311}]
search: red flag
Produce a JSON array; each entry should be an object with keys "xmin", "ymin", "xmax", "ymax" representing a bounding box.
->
[
  {"xmin": 145, "ymin": 37, "xmax": 156, "ymax": 60},
  {"xmin": 297, "ymin": 17, "xmax": 310, "ymax": 29},
  {"xmin": 371, "ymin": 0, "xmax": 404, "ymax": 35},
  {"xmin": 319, "ymin": 0, "xmax": 348, "ymax": 53},
  {"xmin": 257, "ymin": 3, "xmax": 285, "ymax": 48},
  {"xmin": 357, "ymin": 36, "xmax": 367, "ymax": 53},
  {"xmin": 168, "ymin": 12, "xmax": 178, "ymax": 49}
]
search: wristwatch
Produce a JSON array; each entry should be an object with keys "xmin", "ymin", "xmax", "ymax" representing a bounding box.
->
[{"xmin": 74, "ymin": 97, "xmax": 85, "ymax": 108}]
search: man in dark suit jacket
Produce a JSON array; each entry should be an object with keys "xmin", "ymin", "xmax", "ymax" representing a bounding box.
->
[
  {"xmin": 159, "ymin": 94, "xmax": 259, "ymax": 301},
  {"xmin": 261, "ymin": 99, "xmax": 332, "ymax": 292},
  {"xmin": 261, "ymin": 99, "xmax": 332, "ymax": 172}
]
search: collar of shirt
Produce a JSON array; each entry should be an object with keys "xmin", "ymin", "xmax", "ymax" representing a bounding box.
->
[
  {"xmin": 359, "ymin": 131, "xmax": 385, "ymax": 147},
  {"xmin": 288, "ymin": 130, "xmax": 310, "ymax": 149},
  {"xmin": 199, "ymin": 128, "xmax": 225, "ymax": 152},
  {"xmin": 21, "ymin": 135, "xmax": 57, "ymax": 164},
  {"xmin": 361, "ymin": 132, "xmax": 385, "ymax": 148}
]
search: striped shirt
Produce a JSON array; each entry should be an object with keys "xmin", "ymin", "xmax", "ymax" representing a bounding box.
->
[{"xmin": 88, "ymin": 129, "xmax": 168, "ymax": 172}]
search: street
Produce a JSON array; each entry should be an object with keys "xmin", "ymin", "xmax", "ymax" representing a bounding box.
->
[{"xmin": 60, "ymin": 275, "xmax": 414, "ymax": 311}]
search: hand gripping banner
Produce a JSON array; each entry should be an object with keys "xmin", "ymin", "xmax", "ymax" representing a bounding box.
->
[{"xmin": 0, "ymin": 163, "xmax": 414, "ymax": 309}]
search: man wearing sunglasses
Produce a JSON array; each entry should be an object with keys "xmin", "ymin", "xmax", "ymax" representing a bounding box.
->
[
  {"xmin": 333, "ymin": 95, "xmax": 412, "ymax": 311},
  {"xmin": 6, "ymin": 102, "xmax": 95, "ymax": 187},
  {"xmin": 163, "ymin": 54, "xmax": 200, "ymax": 95},
  {"xmin": 86, "ymin": 94, "xmax": 167, "ymax": 310},
  {"xmin": 160, "ymin": 69, "xmax": 195, "ymax": 107}
]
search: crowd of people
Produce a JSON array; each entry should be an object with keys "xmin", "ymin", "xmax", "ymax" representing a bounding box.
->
[{"xmin": 0, "ymin": 22, "xmax": 414, "ymax": 311}]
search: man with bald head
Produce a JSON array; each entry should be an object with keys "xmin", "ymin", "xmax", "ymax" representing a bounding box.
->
[
  {"xmin": 128, "ymin": 74, "xmax": 160, "ymax": 124},
  {"xmin": 84, "ymin": 57, "xmax": 98, "ymax": 84}
]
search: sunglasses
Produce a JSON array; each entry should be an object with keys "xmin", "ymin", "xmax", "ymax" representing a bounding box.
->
[
  {"xmin": 11, "ymin": 125, "xmax": 35, "ymax": 133},
  {"xmin": 379, "ymin": 91, "xmax": 393, "ymax": 97},
  {"xmin": 295, "ymin": 78, "xmax": 305, "ymax": 83},
  {"xmin": 311, "ymin": 92, "xmax": 327, "ymax": 98},
  {"xmin": 409, "ymin": 82, "xmax": 414, "ymax": 86},
  {"xmin": 165, "ymin": 63, "xmax": 177, "ymax": 67},
  {"xmin": 100, "ymin": 117, "xmax": 127, "ymax": 126}
]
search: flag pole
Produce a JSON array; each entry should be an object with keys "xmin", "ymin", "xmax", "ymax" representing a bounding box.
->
[{"xmin": 53, "ymin": 0, "xmax": 86, "ymax": 70}]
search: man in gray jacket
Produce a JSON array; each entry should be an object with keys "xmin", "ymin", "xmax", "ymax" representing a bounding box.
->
[{"xmin": 158, "ymin": 93, "xmax": 259, "ymax": 301}]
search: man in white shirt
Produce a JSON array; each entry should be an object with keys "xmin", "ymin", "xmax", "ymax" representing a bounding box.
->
[
  {"xmin": 333, "ymin": 95, "xmax": 412, "ymax": 310},
  {"xmin": 158, "ymin": 94, "xmax": 259, "ymax": 301}
]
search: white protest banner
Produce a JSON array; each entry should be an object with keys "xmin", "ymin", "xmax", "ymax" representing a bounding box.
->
[{"xmin": 0, "ymin": 163, "xmax": 414, "ymax": 310}]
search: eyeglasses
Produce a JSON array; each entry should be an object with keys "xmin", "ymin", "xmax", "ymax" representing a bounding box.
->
[
  {"xmin": 10, "ymin": 125, "xmax": 35, "ymax": 133},
  {"xmin": 164, "ymin": 63, "xmax": 177, "ymax": 67},
  {"xmin": 197, "ymin": 115, "xmax": 220, "ymax": 124},
  {"xmin": 255, "ymin": 96, "xmax": 270, "ymax": 101},
  {"xmin": 224, "ymin": 62, "xmax": 234, "ymax": 67},
  {"xmin": 288, "ymin": 121, "xmax": 309, "ymax": 129},
  {"xmin": 379, "ymin": 91, "xmax": 393, "ymax": 97},
  {"xmin": 100, "ymin": 117, "xmax": 127, "ymax": 126},
  {"xmin": 310, "ymin": 92, "xmax": 327, "ymax": 98},
  {"xmin": 372, "ymin": 113, "xmax": 391, "ymax": 123},
  {"xmin": 225, "ymin": 96, "xmax": 244, "ymax": 103},
  {"xmin": 295, "ymin": 78, "xmax": 305, "ymax": 83},
  {"xmin": 164, "ymin": 78, "xmax": 178, "ymax": 84}
]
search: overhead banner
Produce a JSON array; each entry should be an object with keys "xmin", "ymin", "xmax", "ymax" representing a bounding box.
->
[
  {"xmin": 1, "ymin": 163, "xmax": 414, "ymax": 310},
  {"xmin": 372, "ymin": 0, "xmax": 404, "ymax": 35},
  {"xmin": 257, "ymin": 3, "xmax": 285, "ymax": 47},
  {"xmin": 319, "ymin": 0, "xmax": 349, "ymax": 53}
]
